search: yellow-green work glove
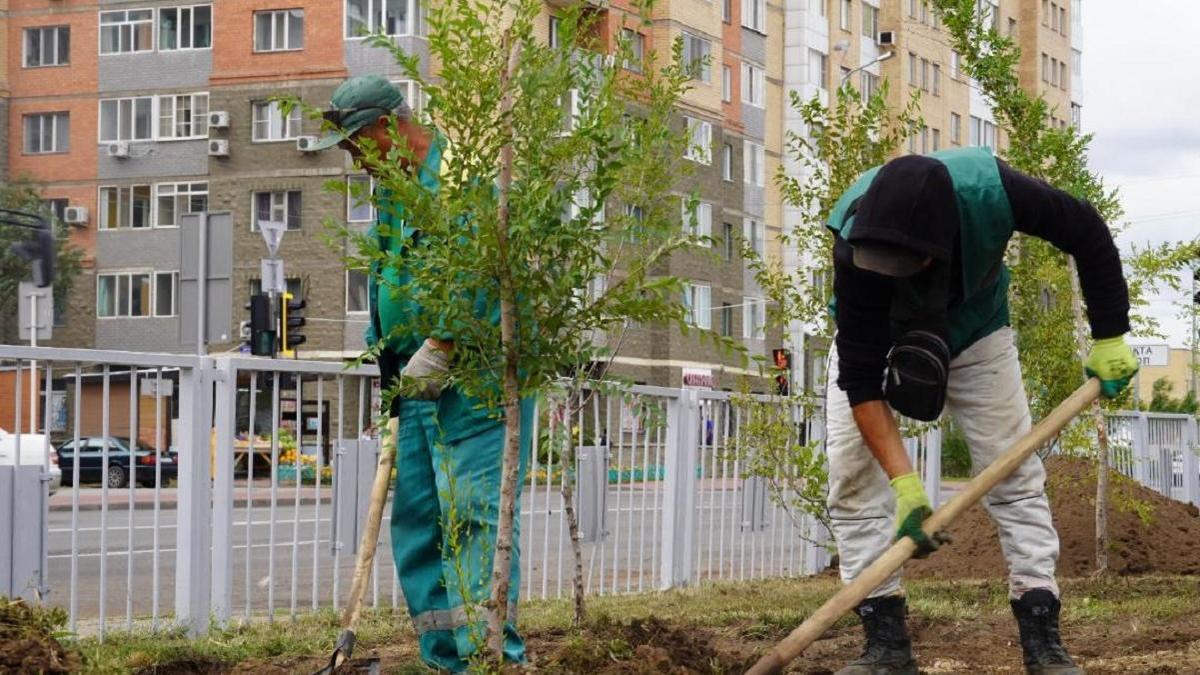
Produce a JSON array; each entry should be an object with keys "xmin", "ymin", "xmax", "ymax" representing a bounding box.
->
[
  {"xmin": 891, "ymin": 472, "xmax": 941, "ymax": 558},
  {"xmin": 1084, "ymin": 335, "xmax": 1139, "ymax": 398}
]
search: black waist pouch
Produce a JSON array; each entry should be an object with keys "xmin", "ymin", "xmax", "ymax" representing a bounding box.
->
[{"xmin": 884, "ymin": 330, "xmax": 950, "ymax": 422}]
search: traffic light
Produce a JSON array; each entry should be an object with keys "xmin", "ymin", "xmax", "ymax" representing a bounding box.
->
[
  {"xmin": 245, "ymin": 293, "xmax": 275, "ymax": 357},
  {"xmin": 280, "ymin": 292, "xmax": 307, "ymax": 357},
  {"xmin": 772, "ymin": 348, "xmax": 792, "ymax": 396}
]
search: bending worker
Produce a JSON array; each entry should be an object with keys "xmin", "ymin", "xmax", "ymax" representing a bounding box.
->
[
  {"xmin": 313, "ymin": 75, "xmax": 532, "ymax": 672},
  {"xmin": 824, "ymin": 146, "xmax": 1137, "ymax": 675}
]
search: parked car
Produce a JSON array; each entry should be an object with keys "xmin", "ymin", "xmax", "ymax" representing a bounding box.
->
[
  {"xmin": 0, "ymin": 427, "xmax": 63, "ymax": 495},
  {"xmin": 55, "ymin": 437, "xmax": 177, "ymax": 489}
]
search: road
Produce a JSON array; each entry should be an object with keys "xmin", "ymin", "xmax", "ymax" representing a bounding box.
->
[{"xmin": 42, "ymin": 480, "xmax": 835, "ymax": 632}]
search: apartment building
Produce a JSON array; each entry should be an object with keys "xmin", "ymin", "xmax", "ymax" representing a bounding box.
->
[
  {"xmin": 780, "ymin": 0, "xmax": 1083, "ymax": 394},
  {"xmin": 3, "ymin": 0, "xmax": 790, "ymax": 390}
]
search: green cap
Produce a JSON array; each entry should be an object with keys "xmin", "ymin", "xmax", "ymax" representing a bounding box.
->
[{"xmin": 310, "ymin": 74, "xmax": 407, "ymax": 151}]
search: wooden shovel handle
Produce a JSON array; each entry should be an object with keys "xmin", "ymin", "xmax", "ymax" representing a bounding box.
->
[{"xmin": 746, "ymin": 379, "xmax": 1100, "ymax": 675}]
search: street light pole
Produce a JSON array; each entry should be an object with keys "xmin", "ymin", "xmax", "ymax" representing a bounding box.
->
[{"xmin": 840, "ymin": 49, "xmax": 895, "ymax": 88}]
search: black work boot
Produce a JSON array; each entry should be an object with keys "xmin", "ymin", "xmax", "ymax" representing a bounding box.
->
[
  {"xmin": 834, "ymin": 595, "xmax": 918, "ymax": 675},
  {"xmin": 1011, "ymin": 589, "xmax": 1084, "ymax": 674}
]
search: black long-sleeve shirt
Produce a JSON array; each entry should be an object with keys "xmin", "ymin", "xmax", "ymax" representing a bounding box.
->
[{"xmin": 834, "ymin": 159, "xmax": 1130, "ymax": 406}]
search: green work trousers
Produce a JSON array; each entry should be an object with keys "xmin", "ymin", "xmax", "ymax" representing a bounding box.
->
[{"xmin": 388, "ymin": 397, "xmax": 533, "ymax": 672}]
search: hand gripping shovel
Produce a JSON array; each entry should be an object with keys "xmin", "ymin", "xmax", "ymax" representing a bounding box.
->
[
  {"xmin": 746, "ymin": 378, "xmax": 1101, "ymax": 675},
  {"xmin": 316, "ymin": 418, "xmax": 399, "ymax": 675}
]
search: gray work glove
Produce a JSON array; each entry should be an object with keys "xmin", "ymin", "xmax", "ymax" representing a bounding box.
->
[{"xmin": 399, "ymin": 339, "xmax": 451, "ymax": 400}]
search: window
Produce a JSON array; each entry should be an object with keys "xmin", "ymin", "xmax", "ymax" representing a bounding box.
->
[
  {"xmin": 682, "ymin": 200, "xmax": 713, "ymax": 242},
  {"xmin": 920, "ymin": 126, "xmax": 929, "ymax": 153},
  {"xmin": 724, "ymin": 0, "xmax": 732, "ymax": 23},
  {"xmin": 159, "ymin": 5, "xmax": 212, "ymax": 50},
  {"xmin": 722, "ymin": 65, "xmax": 732, "ymax": 102},
  {"xmin": 23, "ymin": 113, "xmax": 69, "ymax": 154},
  {"xmin": 719, "ymin": 303, "xmax": 733, "ymax": 337},
  {"xmin": 811, "ymin": 0, "xmax": 826, "ymax": 16},
  {"xmin": 24, "ymin": 26, "xmax": 69, "ymax": 67},
  {"xmin": 155, "ymin": 183, "xmax": 208, "ymax": 227},
  {"xmin": 969, "ymin": 115, "xmax": 981, "ymax": 146},
  {"xmin": 253, "ymin": 190, "xmax": 303, "ymax": 231},
  {"xmin": 950, "ymin": 50, "xmax": 961, "ymax": 79},
  {"xmin": 909, "ymin": 52, "xmax": 918, "ymax": 84},
  {"xmin": 743, "ymin": 218, "xmax": 764, "ymax": 256},
  {"xmin": 950, "ymin": 113, "xmax": 961, "ymax": 145},
  {"xmin": 347, "ymin": 269, "xmax": 370, "ymax": 314},
  {"xmin": 861, "ymin": 4, "xmax": 878, "ymax": 38},
  {"xmin": 1007, "ymin": 17, "xmax": 1017, "ymax": 37},
  {"xmin": 742, "ymin": 62, "xmax": 766, "ymax": 105},
  {"xmin": 1072, "ymin": 49, "xmax": 1082, "ymax": 80},
  {"xmin": 742, "ymin": 0, "xmax": 766, "ymax": 32},
  {"xmin": 931, "ymin": 64, "xmax": 940, "ymax": 96},
  {"xmin": 1070, "ymin": 103, "xmax": 1082, "ymax": 127},
  {"xmin": 860, "ymin": 72, "xmax": 879, "ymax": 103},
  {"xmin": 723, "ymin": 222, "xmax": 735, "ymax": 261},
  {"xmin": 742, "ymin": 297, "xmax": 765, "ymax": 339},
  {"xmin": 97, "ymin": 272, "xmax": 152, "ymax": 318},
  {"xmin": 840, "ymin": 0, "xmax": 851, "ymax": 30},
  {"xmin": 807, "ymin": 51, "xmax": 827, "ymax": 91},
  {"xmin": 1041, "ymin": 53, "xmax": 1049, "ymax": 82},
  {"xmin": 1059, "ymin": 6, "xmax": 1067, "ymax": 36},
  {"xmin": 99, "ymin": 97, "xmax": 154, "ymax": 142},
  {"xmin": 255, "ymin": 9, "xmax": 305, "ymax": 52},
  {"xmin": 622, "ymin": 29, "xmax": 644, "ymax": 73},
  {"xmin": 685, "ymin": 284, "xmax": 712, "ymax": 329},
  {"xmin": 252, "ymin": 101, "xmax": 302, "ymax": 141},
  {"xmin": 1050, "ymin": 2, "xmax": 1059, "ymax": 31},
  {"xmin": 347, "ymin": 175, "xmax": 376, "ymax": 222},
  {"xmin": 908, "ymin": 0, "xmax": 918, "ymax": 17},
  {"xmin": 548, "ymin": 16, "xmax": 560, "ymax": 48},
  {"xmin": 682, "ymin": 32, "xmax": 712, "ymax": 82},
  {"xmin": 931, "ymin": 128, "xmax": 940, "ymax": 151},
  {"xmin": 743, "ymin": 141, "xmax": 765, "ymax": 187},
  {"xmin": 684, "ymin": 117, "xmax": 712, "ymax": 164},
  {"xmin": 920, "ymin": 1, "xmax": 929, "ymax": 23},
  {"xmin": 43, "ymin": 199, "xmax": 69, "ymax": 225},
  {"xmin": 1059, "ymin": 61, "xmax": 1067, "ymax": 89},
  {"xmin": 345, "ymin": 0, "xmax": 419, "ymax": 38},
  {"xmin": 1042, "ymin": 0, "xmax": 1049, "ymax": 25},
  {"xmin": 920, "ymin": 58, "xmax": 929, "ymax": 91},
  {"xmin": 722, "ymin": 144, "xmax": 734, "ymax": 181},
  {"xmin": 99, "ymin": 9, "xmax": 154, "ymax": 54},
  {"xmin": 1050, "ymin": 57, "xmax": 1059, "ymax": 86},
  {"xmin": 99, "ymin": 185, "xmax": 152, "ymax": 230},
  {"xmin": 154, "ymin": 272, "xmax": 177, "ymax": 316},
  {"xmin": 158, "ymin": 93, "xmax": 209, "ymax": 139}
]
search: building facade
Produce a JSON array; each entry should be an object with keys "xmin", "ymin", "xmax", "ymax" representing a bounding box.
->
[{"xmin": 3, "ymin": 0, "xmax": 1080, "ymax": 392}]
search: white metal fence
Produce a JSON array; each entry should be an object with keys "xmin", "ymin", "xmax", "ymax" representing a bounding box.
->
[{"xmin": 1, "ymin": 345, "xmax": 1197, "ymax": 639}]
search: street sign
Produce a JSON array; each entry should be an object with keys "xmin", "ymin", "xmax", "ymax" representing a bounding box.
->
[
  {"xmin": 180, "ymin": 212, "xmax": 233, "ymax": 347},
  {"xmin": 18, "ymin": 282, "xmax": 53, "ymax": 341},
  {"xmin": 261, "ymin": 258, "xmax": 286, "ymax": 294},
  {"xmin": 1131, "ymin": 343, "xmax": 1170, "ymax": 367},
  {"xmin": 258, "ymin": 220, "xmax": 286, "ymax": 257}
]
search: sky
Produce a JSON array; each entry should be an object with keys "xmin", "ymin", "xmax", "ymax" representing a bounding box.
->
[{"xmin": 1082, "ymin": 0, "xmax": 1200, "ymax": 348}]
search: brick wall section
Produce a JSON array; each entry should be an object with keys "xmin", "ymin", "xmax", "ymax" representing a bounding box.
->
[
  {"xmin": 210, "ymin": 0, "xmax": 346, "ymax": 85},
  {"xmin": 0, "ymin": 97, "xmax": 9, "ymax": 180}
]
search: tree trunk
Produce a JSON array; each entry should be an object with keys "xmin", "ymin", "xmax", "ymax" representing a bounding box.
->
[
  {"xmin": 486, "ymin": 34, "xmax": 524, "ymax": 662},
  {"xmin": 558, "ymin": 395, "xmax": 587, "ymax": 626},
  {"xmin": 1067, "ymin": 258, "xmax": 1109, "ymax": 574}
]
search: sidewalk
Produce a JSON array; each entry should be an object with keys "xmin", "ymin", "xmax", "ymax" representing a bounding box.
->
[{"xmin": 49, "ymin": 481, "xmax": 334, "ymax": 512}]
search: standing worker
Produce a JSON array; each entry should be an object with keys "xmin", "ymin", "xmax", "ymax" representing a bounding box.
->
[
  {"xmin": 313, "ymin": 75, "xmax": 532, "ymax": 672},
  {"xmin": 823, "ymin": 147, "xmax": 1137, "ymax": 675}
]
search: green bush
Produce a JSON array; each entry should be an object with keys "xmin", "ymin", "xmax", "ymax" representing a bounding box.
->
[{"xmin": 941, "ymin": 420, "xmax": 971, "ymax": 479}]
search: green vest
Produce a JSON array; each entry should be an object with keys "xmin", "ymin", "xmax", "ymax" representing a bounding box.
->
[{"xmin": 827, "ymin": 147, "xmax": 1016, "ymax": 354}]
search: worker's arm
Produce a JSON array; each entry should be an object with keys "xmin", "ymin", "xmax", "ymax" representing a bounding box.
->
[{"xmin": 999, "ymin": 160, "xmax": 1138, "ymax": 396}]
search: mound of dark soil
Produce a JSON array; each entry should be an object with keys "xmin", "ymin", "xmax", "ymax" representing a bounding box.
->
[
  {"xmin": 909, "ymin": 456, "xmax": 1200, "ymax": 580},
  {"xmin": 0, "ymin": 599, "xmax": 81, "ymax": 674},
  {"xmin": 532, "ymin": 615, "xmax": 753, "ymax": 673}
]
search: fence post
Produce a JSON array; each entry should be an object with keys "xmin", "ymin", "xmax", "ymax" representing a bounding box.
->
[
  {"xmin": 176, "ymin": 358, "xmax": 214, "ymax": 636},
  {"xmin": 1134, "ymin": 413, "xmax": 1154, "ymax": 494},
  {"xmin": 658, "ymin": 389, "xmax": 699, "ymax": 590},
  {"xmin": 211, "ymin": 358, "xmax": 237, "ymax": 626},
  {"xmin": 1185, "ymin": 417, "xmax": 1200, "ymax": 506}
]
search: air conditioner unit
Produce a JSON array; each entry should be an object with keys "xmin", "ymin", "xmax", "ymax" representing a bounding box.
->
[
  {"xmin": 295, "ymin": 136, "xmax": 320, "ymax": 152},
  {"xmin": 208, "ymin": 111, "xmax": 229, "ymax": 129},
  {"xmin": 107, "ymin": 141, "xmax": 130, "ymax": 159},
  {"xmin": 63, "ymin": 206, "xmax": 89, "ymax": 224},
  {"xmin": 877, "ymin": 30, "xmax": 896, "ymax": 46},
  {"xmin": 208, "ymin": 139, "xmax": 229, "ymax": 157}
]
